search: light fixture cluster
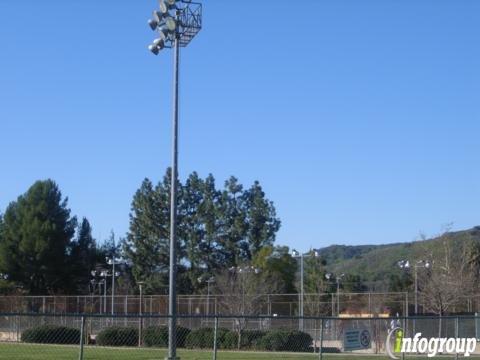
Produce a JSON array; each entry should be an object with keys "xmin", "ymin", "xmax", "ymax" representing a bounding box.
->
[
  {"xmin": 148, "ymin": 0, "xmax": 180, "ymax": 55},
  {"xmin": 148, "ymin": 0, "xmax": 202, "ymax": 55}
]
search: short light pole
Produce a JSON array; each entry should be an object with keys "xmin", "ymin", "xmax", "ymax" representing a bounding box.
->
[
  {"xmin": 399, "ymin": 259, "xmax": 431, "ymax": 335},
  {"xmin": 89, "ymin": 279, "xmax": 97, "ymax": 313},
  {"xmin": 101, "ymin": 273, "xmax": 108, "ymax": 313},
  {"xmin": 326, "ymin": 273, "xmax": 345, "ymax": 316},
  {"xmin": 99, "ymin": 279, "xmax": 105, "ymax": 314},
  {"xmin": 198, "ymin": 276, "xmax": 215, "ymax": 315},
  {"xmin": 107, "ymin": 257, "xmax": 123, "ymax": 315},
  {"xmin": 292, "ymin": 249, "xmax": 320, "ymax": 331},
  {"xmin": 398, "ymin": 259, "xmax": 431, "ymax": 315},
  {"xmin": 147, "ymin": 1, "xmax": 202, "ymax": 359}
]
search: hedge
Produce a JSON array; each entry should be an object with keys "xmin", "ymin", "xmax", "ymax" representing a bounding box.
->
[
  {"xmin": 143, "ymin": 326, "xmax": 191, "ymax": 348},
  {"xmin": 222, "ymin": 330, "xmax": 266, "ymax": 350},
  {"xmin": 96, "ymin": 326, "xmax": 138, "ymax": 347},
  {"xmin": 184, "ymin": 327, "xmax": 229, "ymax": 349},
  {"xmin": 258, "ymin": 330, "xmax": 312, "ymax": 352},
  {"xmin": 185, "ymin": 328, "xmax": 312, "ymax": 352},
  {"xmin": 27, "ymin": 322, "xmax": 314, "ymax": 352},
  {"xmin": 21, "ymin": 325, "xmax": 80, "ymax": 345}
]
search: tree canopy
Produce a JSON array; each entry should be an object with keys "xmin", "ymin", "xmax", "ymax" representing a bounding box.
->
[
  {"xmin": 123, "ymin": 170, "xmax": 281, "ymax": 294},
  {"xmin": 0, "ymin": 180, "xmax": 78, "ymax": 294}
]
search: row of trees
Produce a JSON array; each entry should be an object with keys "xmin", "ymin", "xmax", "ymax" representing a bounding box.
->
[
  {"xmin": 1, "ymin": 172, "xmax": 313, "ymax": 296},
  {"xmin": 3, "ymin": 176, "xmax": 477, "ymax": 319}
]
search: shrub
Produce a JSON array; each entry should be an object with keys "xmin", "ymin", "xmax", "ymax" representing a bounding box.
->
[
  {"xmin": 96, "ymin": 326, "xmax": 138, "ymax": 347},
  {"xmin": 240, "ymin": 330, "xmax": 266, "ymax": 349},
  {"xmin": 259, "ymin": 330, "xmax": 290, "ymax": 351},
  {"xmin": 21, "ymin": 325, "xmax": 80, "ymax": 345},
  {"xmin": 259, "ymin": 330, "xmax": 312, "ymax": 352},
  {"xmin": 221, "ymin": 330, "xmax": 266, "ymax": 350},
  {"xmin": 185, "ymin": 327, "xmax": 228, "ymax": 349},
  {"xmin": 284, "ymin": 330, "xmax": 313, "ymax": 352},
  {"xmin": 221, "ymin": 331, "xmax": 238, "ymax": 349},
  {"xmin": 143, "ymin": 326, "xmax": 190, "ymax": 348}
]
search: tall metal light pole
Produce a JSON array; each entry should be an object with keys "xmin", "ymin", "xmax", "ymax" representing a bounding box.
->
[
  {"xmin": 292, "ymin": 250, "xmax": 320, "ymax": 331},
  {"xmin": 147, "ymin": 1, "xmax": 202, "ymax": 359}
]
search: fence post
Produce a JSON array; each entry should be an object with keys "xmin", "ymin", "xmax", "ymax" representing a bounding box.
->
[
  {"xmin": 318, "ymin": 318, "xmax": 324, "ymax": 360},
  {"xmin": 78, "ymin": 316, "xmax": 86, "ymax": 360},
  {"xmin": 455, "ymin": 317, "xmax": 459, "ymax": 360},
  {"xmin": 213, "ymin": 316, "xmax": 218, "ymax": 360},
  {"xmin": 138, "ymin": 315, "xmax": 143, "ymax": 347}
]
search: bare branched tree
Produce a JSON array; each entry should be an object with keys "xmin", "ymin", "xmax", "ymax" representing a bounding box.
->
[
  {"xmin": 419, "ymin": 231, "xmax": 477, "ymax": 336},
  {"xmin": 214, "ymin": 266, "xmax": 281, "ymax": 349}
]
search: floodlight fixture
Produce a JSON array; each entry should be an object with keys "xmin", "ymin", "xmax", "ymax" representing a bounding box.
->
[
  {"xmin": 148, "ymin": 19, "xmax": 158, "ymax": 31},
  {"xmin": 165, "ymin": 17, "xmax": 177, "ymax": 31},
  {"xmin": 159, "ymin": 0, "xmax": 178, "ymax": 14},
  {"xmin": 149, "ymin": 38, "xmax": 165, "ymax": 55}
]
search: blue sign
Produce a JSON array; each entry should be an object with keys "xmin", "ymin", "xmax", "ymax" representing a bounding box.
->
[{"xmin": 344, "ymin": 329, "xmax": 371, "ymax": 351}]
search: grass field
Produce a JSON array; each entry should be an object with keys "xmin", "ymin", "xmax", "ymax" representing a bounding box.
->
[{"xmin": 0, "ymin": 343, "xmax": 463, "ymax": 360}]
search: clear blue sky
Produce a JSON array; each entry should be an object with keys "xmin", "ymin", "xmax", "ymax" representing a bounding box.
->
[{"xmin": 1, "ymin": 1, "xmax": 479, "ymax": 250}]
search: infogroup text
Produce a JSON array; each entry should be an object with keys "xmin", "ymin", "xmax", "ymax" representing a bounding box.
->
[{"xmin": 387, "ymin": 329, "xmax": 477, "ymax": 359}]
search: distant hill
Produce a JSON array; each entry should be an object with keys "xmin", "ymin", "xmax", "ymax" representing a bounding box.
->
[{"xmin": 319, "ymin": 226, "xmax": 480, "ymax": 291}]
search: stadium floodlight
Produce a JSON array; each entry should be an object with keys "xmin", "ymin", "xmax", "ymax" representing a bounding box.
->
[
  {"xmin": 146, "ymin": 1, "xmax": 202, "ymax": 359},
  {"xmin": 149, "ymin": 38, "xmax": 165, "ymax": 55},
  {"xmin": 165, "ymin": 17, "xmax": 177, "ymax": 31},
  {"xmin": 159, "ymin": 0, "xmax": 178, "ymax": 14}
]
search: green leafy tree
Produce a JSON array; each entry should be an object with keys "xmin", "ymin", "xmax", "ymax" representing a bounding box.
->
[
  {"xmin": 124, "ymin": 171, "xmax": 281, "ymax": 294},
  {"xmin": 69, "ymin": 218, "xmax": 97, "ymax": 293},
  {"xmin": 197, "ymin": 174, "xmax": 224, "ymax": 273},
  {"xmin": 123, "ymin": 178, "xmax": 170, "ymax": 294},
  {"xmin": 244, "ymin": 182, "xmax": 281, "ymax": 257},
  {"xmin": 0, "ymin": 180, "xmax": 77, "ymax": 294},
  {"xmin": 253, "ymin": 246, "xmax": 297, "ymax": 293},
  {"xmin": 180, "ymin": 172, "xmax": 206, "ymax": 290},
  {"xmin": 217, "ymin": 177, "xmax": 249, "ymax": 266}
]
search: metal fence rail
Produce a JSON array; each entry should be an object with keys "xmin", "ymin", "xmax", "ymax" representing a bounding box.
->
[
  {"xmin": 0, "ymin": 313, "xmax": 479, "ymax": 359},
  {"xmin": 0, "ymin": 292, "xmax": 411, "ymax": 316}
]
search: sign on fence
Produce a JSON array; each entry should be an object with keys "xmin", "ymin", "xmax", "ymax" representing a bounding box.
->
[{"xmin": 344, "ymin": 329, "xmax": 371, "ymax": 351}]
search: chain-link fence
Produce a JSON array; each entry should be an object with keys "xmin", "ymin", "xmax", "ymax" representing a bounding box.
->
[{"xmin": 0, "ymin": 313, "xmax": 479, "ymax": 359}]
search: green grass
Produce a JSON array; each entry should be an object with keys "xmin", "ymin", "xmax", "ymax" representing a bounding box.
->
[{"xmin": 0, "ymin": 343, "xmax": 471, "ymax": 360}]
